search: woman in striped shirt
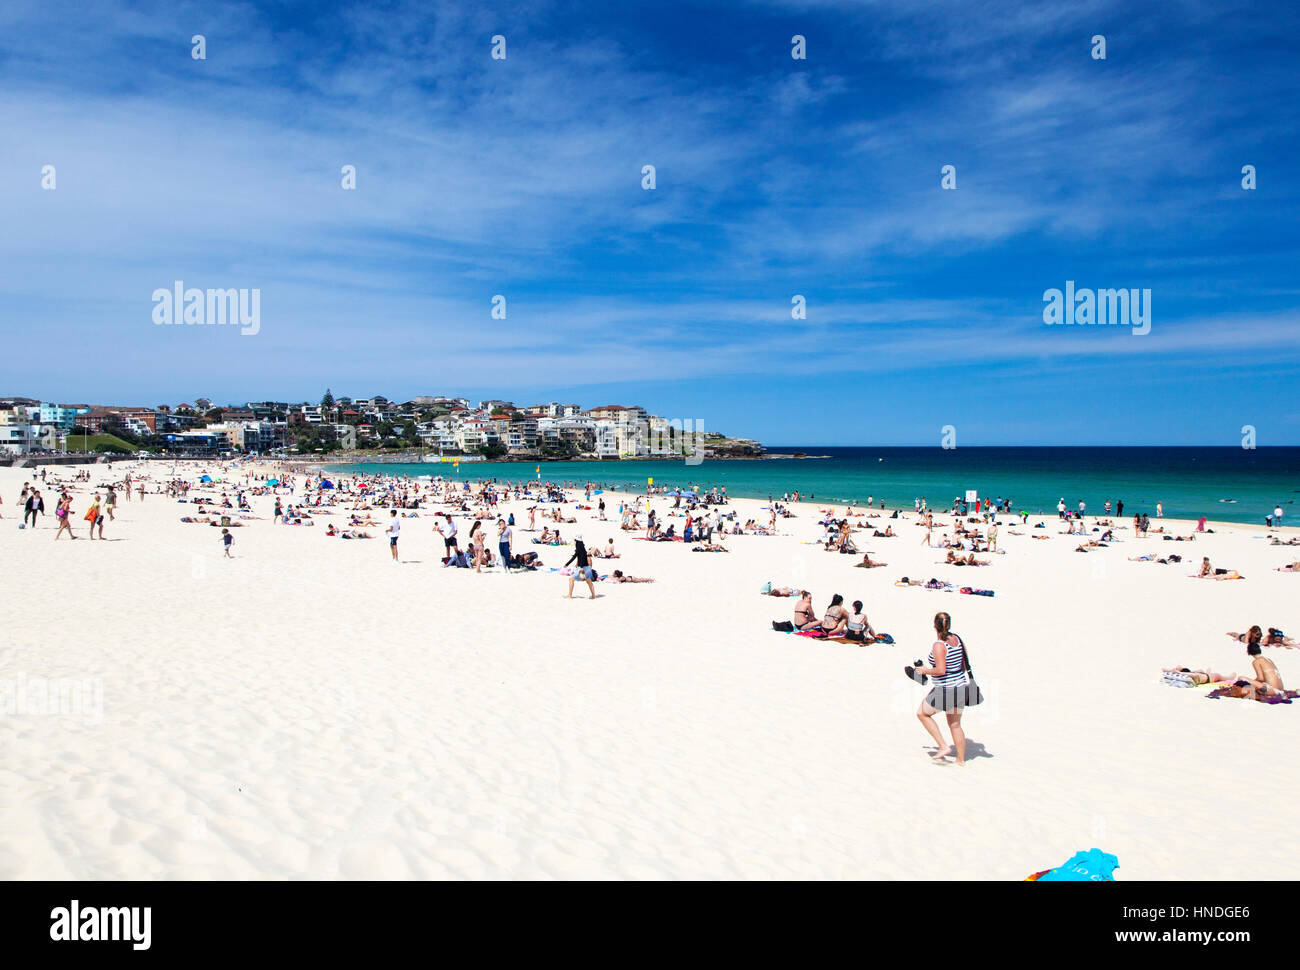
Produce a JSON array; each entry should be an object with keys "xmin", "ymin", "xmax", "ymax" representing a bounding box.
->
[{"xmin": 915, "ymin": 611, "xmax": 970, "ymax": 764}]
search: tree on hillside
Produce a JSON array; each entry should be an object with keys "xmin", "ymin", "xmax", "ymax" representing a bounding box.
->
[{"xmin": 322, "ymin": 389, "xmax": 335, "ymax": 408}]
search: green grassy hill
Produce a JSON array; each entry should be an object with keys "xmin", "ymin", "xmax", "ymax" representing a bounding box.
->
[{"xmin": 64, "ymin": 432, "xmax": 139, "ymax": 453}]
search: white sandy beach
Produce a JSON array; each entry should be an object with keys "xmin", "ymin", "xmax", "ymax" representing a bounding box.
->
[{"xmin": 1, "ymin": 458, "xmax": 1298, "ymax": 880}]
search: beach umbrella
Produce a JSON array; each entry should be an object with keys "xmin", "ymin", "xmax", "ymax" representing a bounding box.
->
[
  {"xmin": 320, "ymin": 479, "xmax": 335, "ymax": 489},
  {"xmin": 267, "ymin": 478, "xmax": 280, "ymax": 486},
  {"xmin": 199, "ymin": 474, "xmax": 213, "ymax": 483}
]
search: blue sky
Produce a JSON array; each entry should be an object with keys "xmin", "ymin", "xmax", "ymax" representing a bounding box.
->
[{"xmin": 1, "ymin": 0, "xmax": 1298, "ymax": 444}]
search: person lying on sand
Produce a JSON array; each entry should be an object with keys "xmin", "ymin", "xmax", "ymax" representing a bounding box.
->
[
  {"xmin": 609, "ymin": 570, "xmax": 654, "ymax": 583},
  {"xmin": 1163, "ymin": 666, "xmax": 1236, "ymax": 686},
  {"xmin": 854, "ymin": 553, "xmax": 888, "ymax": 568},
  {"xmin": 1227, "ymin": 626, "xmax": 1297, "ymax": 648},
  {"xmin": 1276, "ymin": 562, "xmax": 1300, "ymax": 572},
  {"xmin": 872, "ymin": 526, "xmax": 895, "ymax": 537},
  {"xmin": 691, "ymin": 542, "xmax": 728, "ymax": 552},
  {"xmin": 1197, "ymin": 557, "xmax": 1242, "ymax": 580},
  {"xmin": 895, "ymin": 576, "xmax": 925, "ymax": 586}
]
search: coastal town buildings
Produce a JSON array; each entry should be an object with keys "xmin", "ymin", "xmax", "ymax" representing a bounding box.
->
[{"xmin": 0, "ymin": 393, "xmax": 763, "ymax": 460}]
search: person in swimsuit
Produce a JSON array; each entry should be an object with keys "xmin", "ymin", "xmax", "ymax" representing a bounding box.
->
[
  {"xmin": 844, "ymin": 601, "xmax": 876, "ymax": 643},
  {"xmin": 1198, "ymin": 557, "xmax": 1242, "ymax": 580},
  {"xmin": 54, "ymin": 493, "xmax": 76, "ymax": 540},
  {"xmin": 1162, "ymin": 666, "xmax": 1236, "ymax": 686},
  {"xmin": 609, "ymin": 570, "xmax": 654, "ymax": 583},
  {"xmin": 817, "ymin": 594, "xmax": 849, "ymax": 636},
  {"xmin": 1242, "ymin": 641, "xmax": 1286, "ymax": 700},
  {"xmin": 1263, "ymin": 628, "xmax": 1298, "ymax": 648},
  {"xmin": 792, "ymin": 591, "xmax": 817, "ymax": 630}
]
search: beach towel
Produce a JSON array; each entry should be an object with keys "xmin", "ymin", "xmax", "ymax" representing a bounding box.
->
[
  {"xmin": 1206, "ymin": 685, "xmax": 1298, "ymax": 704},
  {"xmin": 1034, "ymin": 848, "xmax": 1119, "ymax": 882}
]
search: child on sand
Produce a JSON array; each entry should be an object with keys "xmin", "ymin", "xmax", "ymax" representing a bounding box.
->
[
  {"xmin": 84, "ymin": 494, "xmax": 105, "ymax": 540},
  {"xmin": 221, "ymin": 528, "xmax": 233, "ymax": 557}
]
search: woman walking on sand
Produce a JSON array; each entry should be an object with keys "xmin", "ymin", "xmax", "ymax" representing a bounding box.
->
[
  {"xmin": 912, "ymin": 611, "xmax": 982, "ymax": 765},
  {"xmin": 54, "ymin": 493, "xmax": 76, "ymax": 540}
]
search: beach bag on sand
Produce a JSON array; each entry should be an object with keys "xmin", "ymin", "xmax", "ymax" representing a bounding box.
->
[{"xmin": 772, "ymin": 620, "xmax": 795, "ymax": 632}]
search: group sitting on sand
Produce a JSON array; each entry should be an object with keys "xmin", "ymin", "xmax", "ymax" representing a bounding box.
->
[{"xmin": 771, "ymin": 592, "xmax": 889, "ymax": 643}]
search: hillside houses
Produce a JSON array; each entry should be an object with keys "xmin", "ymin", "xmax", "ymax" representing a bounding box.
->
[{"xmin": 0, "ymin": 393, "xmax": 762, "ymax": 459}]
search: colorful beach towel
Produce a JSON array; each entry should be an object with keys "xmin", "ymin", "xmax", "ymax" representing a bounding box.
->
[
  {"xmin": 1206, "ymin": 685, "xmax": 1298, "ymax": 704},
  {"xmin": 1033, "ymin": 848, "xmax": 1119, "ymax": 882}
]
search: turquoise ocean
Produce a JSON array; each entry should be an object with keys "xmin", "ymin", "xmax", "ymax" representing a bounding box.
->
[{"xmin": 331, "ymin": 447, "xmax": 1300, "ymax": 526}]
